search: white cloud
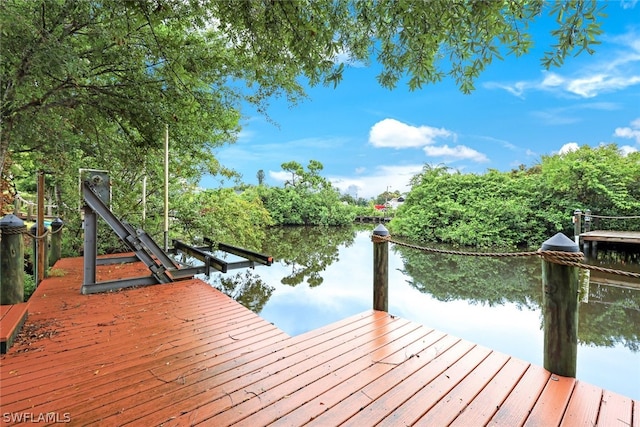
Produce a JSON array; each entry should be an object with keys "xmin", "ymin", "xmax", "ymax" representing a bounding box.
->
[
  {"xmin": 614, "ymin": 117, "xmax": 640, "ymax": 144},
  {"xmin": 620, "ymin": 0, "xmax": 638, "ymax": 9},
  {"xmin": 368, "ymin": 118, "xmax": 487, "ymax": 164},
  {"xmin": 330, "ymin": 164, "xmax": 423, "ymax": 199},
  {"xmin": 567, "ymin": 75, "xmax": 640, "ymax": 98},
  {"xmin": 620, "ymin": 145, "xmax": 638, "ymax": 156},
  {"xmin": 482, "ymin": 81, "xmax": 529, "ymax": 98},
  {"xmin": 484, "ymin": 28, "xmax": 640, "ymax": 98},
  {"xmin": 531, "ymin": 102, "xmax": 621, "ymax": 126},
  {"xmin": 269, "ymin": 170, "xmax": 290, "ymax": 183},
  {"xmin": 369, "ymin": 118, "xmax": 453, "ymax": 148},
  {"xmin": 423, "ymin": 144, "xmax": 489, "ymax": 162},
  {"xmin": 541, "ymin": 72, "xmax": 565, "ymax": 88},
  {"xmin": 271, "ymin": 163, "xmax": 422, "ymax": 199},
  {"xmin": 558, "ymin": 142, "xmax": 580, "ymax": 154}
]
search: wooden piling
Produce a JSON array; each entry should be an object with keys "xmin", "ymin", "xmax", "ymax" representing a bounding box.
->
[
  {"xmin": 541, "ymin": 233, "xmax": 580, "ymax": 378},
  {"xmin": 49, "ymin": 218, "xmax": 63, "ymax": 267},
  {"xmin": 372, "ymin": 224, "xmax": 389, "ymax": 312},
  {"xmin": 0, "ymin": 215, "xmax": 26, "ymax": 304}
]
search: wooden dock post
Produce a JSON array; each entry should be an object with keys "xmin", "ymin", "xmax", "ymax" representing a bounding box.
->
[
  {"xmin": 49, "ymin": 217, "xmax": 64, "ymax": 266},
  {"xmin": 573, "ymin": 209, "xmax": 581, "ymax": 244},
  {"xmin": 541, "ymin": 232, "xmax": 580, "ymax": 377},
  {"xmin": 372, "ymin": 224, "xmax": 389, "ymax": 312},
  {"xmin": 0, "ymin": 214, "xmax": 26, "ymax": 304},
  {"xmin": 30, "ymin": 222, "xmax": 49, "ymax": 284}
]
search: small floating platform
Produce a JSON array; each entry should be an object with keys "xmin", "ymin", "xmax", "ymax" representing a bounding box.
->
[{"xmin": 1, "ymin": 256, "xmax": 637, "ymax": 426}]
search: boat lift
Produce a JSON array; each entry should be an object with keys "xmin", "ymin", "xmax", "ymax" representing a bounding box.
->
[{"xmin": 81, "ymin": 180, "xmax": 272, "ymax": 295}]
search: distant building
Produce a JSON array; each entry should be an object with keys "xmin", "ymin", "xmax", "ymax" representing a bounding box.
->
[{"xmin": 386, "ymin": 197, "xmax": 405, "ymax": 210}]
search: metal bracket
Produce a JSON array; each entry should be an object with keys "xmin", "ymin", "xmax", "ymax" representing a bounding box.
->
[
  {"xmin": 80, "ymin": 180, "xmax": 273, "ymax": 294},
  {"xmin": 81, "ymin": 181, "xmax": 177, "ymax": 294}
]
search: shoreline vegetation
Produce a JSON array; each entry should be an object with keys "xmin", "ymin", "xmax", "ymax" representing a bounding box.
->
[{"xmin": 6, "ymin": 144, "xmax": 640, "ymax": 262}]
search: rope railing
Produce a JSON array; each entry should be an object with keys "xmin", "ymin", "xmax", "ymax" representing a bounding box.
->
[
  {"xmin": 14, "ymin": 194, "xmax": 57, "ymax": 209},
  {"xmin": 575, "ymin": 212, "xmax": 640, "ymax": 220},
  {"xmin": 25, "ymin": 228, "xmax": 51, "ymax": 240},
  {"xmin": 372, "ymin": 234, "xmax": 640, "ymax": 279},
  {"xmin": 371, "ymin": 226, "xmax": 638, "ymax": 377}
]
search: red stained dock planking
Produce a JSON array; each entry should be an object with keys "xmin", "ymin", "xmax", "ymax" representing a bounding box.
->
[{"xmin": 1, "ymin": 255, "xmax": 638, "ymax": 426}]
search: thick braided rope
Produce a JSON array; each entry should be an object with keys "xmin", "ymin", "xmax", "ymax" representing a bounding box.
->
[
  {"xmin": 50, "ymin": 224, "xmax": 65, "ymax": 234},
  {"xmin": 0, "ymin": 226, "xmax": 27, "ymax": 235},
  {"xmin": 25, "ymin": 228, "xmax": 50, "ymax": 240},
  {"xmin": 372, "ymin": 235, "xmax": 640, "ymax": 279}
]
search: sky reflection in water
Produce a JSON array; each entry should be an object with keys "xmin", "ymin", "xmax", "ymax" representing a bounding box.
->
[{"xmin": 208, "ymin": 228, "xmax": 640, "ymax": 400}]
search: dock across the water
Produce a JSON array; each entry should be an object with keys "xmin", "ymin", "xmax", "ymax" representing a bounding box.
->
[
  {"xmin": 1, "ymin": 256, "xmax": 638, "ymax": 426},
  {"xmin": 580, "ymin": 230, "xmax": 640, "ymax": 247}
]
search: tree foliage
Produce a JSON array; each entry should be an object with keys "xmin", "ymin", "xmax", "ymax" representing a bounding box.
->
[
  {"xmin": 1, "ymin": 0, "xmax": 607, "ymax": 251},
  {"xmin": 2, "ymin": 0, "xmax": 607, "ymax": 173},
  {"xmin": 392, "ymin": 145, "xmax": 640, "ymax": 248},
  {"xmin": 256, "ymin": 160, "xmax": 355, "ymax": 226}
]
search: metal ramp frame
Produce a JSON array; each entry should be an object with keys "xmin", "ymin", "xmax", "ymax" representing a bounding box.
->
[{"xmin": 81, "ymin": 181, "xmax": 272, "ymax": 294}]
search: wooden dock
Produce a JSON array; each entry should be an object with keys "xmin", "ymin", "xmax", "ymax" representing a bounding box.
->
[
  {"xmin": 580, "ymin": 230, "xmax": 640, "ymax": 246},
  {"xmin": 354, "ymin": 215, "xmax": 392, "ymax": 224},
  {"xmin": 1, "ymin": 256, "xmax": 638, "ymax": 426}
]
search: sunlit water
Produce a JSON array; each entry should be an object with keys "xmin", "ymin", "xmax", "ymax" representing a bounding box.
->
[{"xmin": 205, "ymin": 227, "xmax": 640, "ymax": 400}]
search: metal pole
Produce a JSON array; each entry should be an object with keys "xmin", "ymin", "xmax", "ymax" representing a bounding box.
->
[
  {"xmin": 541, "ymin": 233, "xmax": 580, "ymax": 378},
  {"xmin": 142, "ymin": 175, "xmax": 147, "ymax": 228},
  {"xmin": 372, "ymin": 224, "xmax": 389, "ymax": 312},
  {"xmin": 164, "ymin": 124, "xmax": 169, "ymax": 251},
  {"xmin": 83, "ymin": 205, "xmax": 97, "ymax": 291}
]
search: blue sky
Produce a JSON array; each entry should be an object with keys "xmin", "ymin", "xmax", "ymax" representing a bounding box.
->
[{"xmin": 205, "ymin": 2, "xmax": 640, "ymax": 199}]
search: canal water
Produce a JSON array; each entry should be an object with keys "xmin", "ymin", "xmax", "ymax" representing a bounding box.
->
[{"xmin": 205, "ymin": 226, "xmax": 640, "ymax": 400}]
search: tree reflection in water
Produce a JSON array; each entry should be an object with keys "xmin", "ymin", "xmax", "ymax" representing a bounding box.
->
[
  {"xmin": 203, "ymin": 227, "xmax": 638, "ymax": 399},
  {"xmin": 259, "ymin": 226, "xmax": 357, "ymax": 287},
  {"xmin": 209, "ymin": 270, "xmax": 275, "ymax": 314},
  {"xmin": 394, "ymin": 241, "xmax": 640, "ymax": 352}
]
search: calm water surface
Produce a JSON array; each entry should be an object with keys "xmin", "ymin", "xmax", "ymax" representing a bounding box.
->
[{"xmin": 206, "ymin": 226, "xmax": 640, "ymax": 400}]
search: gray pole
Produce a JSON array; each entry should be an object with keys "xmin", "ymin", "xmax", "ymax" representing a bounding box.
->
[
  {"xmin": 164, "ymin": 124, "xmax": 169, "ymax": 251},
  {"xmin": 1, "ymin": 215, "xmax": 26, "ymax": 304},
  {"xmin": 372, "ymin": 224, "xmax": 389, "ymax": 312},
  {"xmin": 541, "ymin": 232, "xmax": 580, "ymax": 378},
  {"xmin": 83, "ymin": 205, "xmax": 97, "ymax": 290}
]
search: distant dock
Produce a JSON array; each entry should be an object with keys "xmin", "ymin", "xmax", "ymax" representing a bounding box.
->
[
  {"xmin": 580, "ymin": 230, "xmax": 640, "ymax": 258},
  {"xmin": 580, "ymin": 230, "xmax": 640, "ymax": 246},
  {"xmin": 354, "ymin": 215, "xmax": 391, "ymax": 223}
]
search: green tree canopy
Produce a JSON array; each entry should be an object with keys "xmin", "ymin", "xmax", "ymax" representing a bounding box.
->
[
  {"xmin": 392, "ymin": 145, "xmax": 640, "ymax": 248},
  {"xmin": 1, "ymin": 0, "xmax": 607, "ymax": 250},
  {"xmin": 1, "ymin": 0, "xmax": 606, "ymax": 175}
]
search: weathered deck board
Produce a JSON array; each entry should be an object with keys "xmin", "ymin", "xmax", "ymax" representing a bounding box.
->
[
  {"xmin": 1, "ymin": 255, "xmax": 636, "ymax": 426},
  {"xmin": 0, "ymin": 302, "xmax": 28, "ymax": 354}
]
